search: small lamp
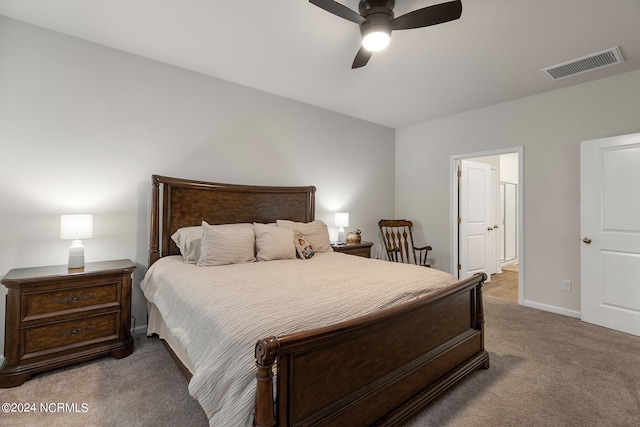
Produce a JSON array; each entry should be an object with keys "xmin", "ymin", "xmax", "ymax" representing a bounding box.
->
[
  {"xmin": 335, "ymin": 212, "xmax": 349, "ymax": 244},
  {"xmin": 60, "ymin": 214, "xmax": 93, "ymax": 269}
]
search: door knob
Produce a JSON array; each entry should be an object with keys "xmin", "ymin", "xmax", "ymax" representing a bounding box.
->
[
  {"xmin": 488, "ymin": 227, "xmax": 493, "ymax": 231},
  {"xmin": 582, "ymin": 237, "xmax": 592, "ymax": 244}
]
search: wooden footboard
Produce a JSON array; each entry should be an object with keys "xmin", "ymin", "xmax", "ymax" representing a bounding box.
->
[{"xmin": 255, "ymin": 273, "xmax": 488, "ymax": 427}]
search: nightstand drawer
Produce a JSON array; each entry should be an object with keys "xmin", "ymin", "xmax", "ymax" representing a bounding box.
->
[
  {"xmin": 331, "ymin": 241, "xmax": 373, "ymax": 258},
  {"xmin": 23, "ymin": 312, "xmax": 119, "ymax": 358},
  {"xmin": 343, "ymin": 247, "xmax": 371, "ymax": 257},
  {"xmin": 22, "ymin": 280, "xmax": 119, "ymax": 321}
]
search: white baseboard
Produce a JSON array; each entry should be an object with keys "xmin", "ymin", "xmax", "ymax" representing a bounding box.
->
[
  {"xmin": 131, "ymin": 324, "xmax": 148, "ymax": 335},
  {"xmin": 523, "ymin": 299, "xmax": 581, "ymax": 319}
]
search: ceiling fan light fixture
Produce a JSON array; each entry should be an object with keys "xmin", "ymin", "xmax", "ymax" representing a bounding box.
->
[
  {"xmin": 309, "ymin": 0, "xmax": 463, "ymax": 68},
  {"xmin": 362, "ymin": 27, "xmax": 390, "ymax": 52}
]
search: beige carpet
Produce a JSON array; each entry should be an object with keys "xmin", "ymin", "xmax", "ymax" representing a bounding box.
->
[
  {"xmin": 2, "ymin": 296, "xmax": 639, "ymax": 426},
  {"xmin": 0, "ymin": 334, "xmax": 208, "ymax": 427},
  {"xmin": 407, "ymin": 296, "xmax": 640, "ymax": 426}
]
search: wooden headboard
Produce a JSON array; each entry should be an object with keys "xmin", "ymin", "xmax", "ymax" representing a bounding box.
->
[{"xmin": 149, "ymin": 175, "xmax": 316, "ymax": 266}]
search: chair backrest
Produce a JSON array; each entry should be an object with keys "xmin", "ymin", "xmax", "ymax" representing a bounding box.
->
[{"xmin": 378, "ymin": 219, "xmax": 416, "ymax": 264}]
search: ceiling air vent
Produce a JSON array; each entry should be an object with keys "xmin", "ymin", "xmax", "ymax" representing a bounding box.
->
[{"xmin": 540, "ymin": 47, "xmax": 624, "ymax": 81}]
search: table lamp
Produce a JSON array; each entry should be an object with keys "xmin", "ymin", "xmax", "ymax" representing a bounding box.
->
[
  {"xmin": 335, "ymin": 212, "xmax": 349, "ymax": 244},
  {"xmin": 60, "ymin": 214, "xmax": 93, "ymax": 268}
]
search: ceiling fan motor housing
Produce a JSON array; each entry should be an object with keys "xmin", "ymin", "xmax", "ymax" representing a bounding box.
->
[
  {"xmin": 358, "ymin": 0, "xmax": 395, "ymax": 15},
  {"xmin": 359, "ymin": 0, "xmax": 394, "ymax": 39}
]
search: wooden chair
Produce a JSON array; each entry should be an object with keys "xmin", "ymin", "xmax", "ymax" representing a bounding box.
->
[{"xmin": 378, "ymin": 219, "xmax": 432, "ymax": 267}]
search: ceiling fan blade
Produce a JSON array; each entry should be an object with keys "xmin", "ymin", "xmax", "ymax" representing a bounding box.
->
[
  {"xmin": 391, "ymin": 0, "xmax": 462, "ymax": 30},
  {"xmin": 352, "ymin": 46, "xmax": 373, "ymax": 69},
  {"xmin": 309, "ymin": 0, "xmax": 366, "ymax": 25}
]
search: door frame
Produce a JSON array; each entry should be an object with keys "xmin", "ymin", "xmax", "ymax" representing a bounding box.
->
[{"xmin": 450, "ymin": 146, "xmax": 525, "ymax": 304}]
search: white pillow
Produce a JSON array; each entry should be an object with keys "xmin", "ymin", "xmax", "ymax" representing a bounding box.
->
[
  {"xmin": 276, "ymin": 220, "xmax": 332, "ymax": 253},
  {"xmin": 171, "ymin": 226, "xmax": 202, "ymax": 263},
  {"xmin": 197, "ymin": 222, "xmax": 256, "ymax": 266},
  {"xmin": 254, "ymin": 223, "xmax": 296, "ymax": 261}
]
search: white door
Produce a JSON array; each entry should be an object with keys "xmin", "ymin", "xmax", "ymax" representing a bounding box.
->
[
  {"xmin": 503, "ymin": 183, "xmax": 518, "ymax": 262},
  {"xmin": 459, "ymin": 160, "xmax": 491, "ymax": 280},
  {"xmin": 581, "ymin": 133, "xmax": 640, "ymax": 336},
  {"xmin": 487, "ymin": 168, "xmax": 498, "ymax": 275},
  {"xmin": 498, "ymin": 183, "xmax": 505, "ymax": 262}
]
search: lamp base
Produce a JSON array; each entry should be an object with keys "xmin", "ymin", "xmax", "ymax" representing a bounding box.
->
[
  {"xmin": 337, "ymin": 228, "xmax": 346, "ymax": 244},
  {"xmin": 68, "ymin": 240, "xmax": 85, "ymax": 269}
]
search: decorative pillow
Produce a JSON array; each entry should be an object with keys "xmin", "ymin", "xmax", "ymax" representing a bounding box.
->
[
  {"xmin": 276, "ymin": 220, "xmax": 332, "ymax": 253},
  {"xmin": 254, "ymin": 223, "xmax": 296, "ymax": 261},
  {"xmin": 197, "ymin": 222, "xmax": 256, "ymax": 267},
  {"xmin": 171, "ymin": 226, "xmax": 202, "ymax": 263},
  {"xmin": 294, "ymin": 234, "xmax": 314, "ymax": 260}
]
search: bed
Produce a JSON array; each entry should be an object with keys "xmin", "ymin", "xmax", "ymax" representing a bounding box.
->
[{"xmin": 142, "ymin": 174, "xmax": 489, "ymax": 427}]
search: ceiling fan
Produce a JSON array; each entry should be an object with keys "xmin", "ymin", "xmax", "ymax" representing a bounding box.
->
[{"xmin": 309, "ymin": 0, "xmax": 463, "ymax": 68}]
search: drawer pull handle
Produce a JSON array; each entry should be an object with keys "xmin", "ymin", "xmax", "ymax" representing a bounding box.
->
[
  {"xmin": 54, "ymin": 294, "xmax": 96, "ymax": 304},
  {"xmin": 54, "ymin": 325, "xmax": 95, "ymax": 337}
]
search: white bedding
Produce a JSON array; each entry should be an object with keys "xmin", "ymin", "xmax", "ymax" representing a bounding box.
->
[{"xmin": 140, "ymin": 252, "xmax": 458, "ymax": 426}]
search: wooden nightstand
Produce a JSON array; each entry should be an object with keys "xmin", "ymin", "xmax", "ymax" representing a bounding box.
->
[
  {"xmin": 331, "ymin": 241, "xmax": 374, "ymax": 258},
  {"xmin": 0, "ymin": 259, "xmax": 136, "ymax": 388}
]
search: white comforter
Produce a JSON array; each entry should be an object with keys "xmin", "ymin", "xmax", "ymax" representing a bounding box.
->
[{"xmin": 140, "ymin": 252, "xmax": 458, "ymax": 426}]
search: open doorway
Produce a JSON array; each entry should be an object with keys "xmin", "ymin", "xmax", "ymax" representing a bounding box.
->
[{"xmin": 450, "ymin": 147, "xmax": 523, "ymax": 304}]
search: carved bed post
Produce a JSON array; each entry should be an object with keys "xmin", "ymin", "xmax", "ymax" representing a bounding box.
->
[
  {"xmin": 476, "ymin": 273, "xmax": 490, "ymax": 369},
  {"xmin": 255, "ymin": 336, "xmax": 279, "ymax": 427},
  {"xmin": 149, "ymin": 175, "xmax": 160, "ymax": 266}
]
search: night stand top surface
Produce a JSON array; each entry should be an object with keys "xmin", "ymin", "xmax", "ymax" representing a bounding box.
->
[
  {"xmin": 1, "ymin": 259, "xmax": 136, "ymax": 285},
  {"xmin": 331, "ymin": 241, "xmax": 373, "ymax": 248}
]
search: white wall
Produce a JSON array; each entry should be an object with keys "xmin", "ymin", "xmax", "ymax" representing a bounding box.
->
[
  {"xmin": 500, "ymin": 153, "xmax": 518, "ymax": 184},
  {"xmin": 396, "ymin": 69, "xmax": 640, "ymax": 316},
  {"xmin": 0, "ymin": 17, "xmax": 395, "ymax": 357}
]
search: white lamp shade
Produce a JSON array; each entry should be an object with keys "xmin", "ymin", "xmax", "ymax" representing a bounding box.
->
[
  {"xmin": 335, "ymin": 212, "xmax": 349, "ymax": 228},
  {"xmin": 60, "ymin": 214, "xmax": 93, "ymax": 240}
]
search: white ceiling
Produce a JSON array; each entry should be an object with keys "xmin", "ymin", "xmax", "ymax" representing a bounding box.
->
[{"xmin": 1, "ymin": 0, "xmax": 639, "ymax": 128}]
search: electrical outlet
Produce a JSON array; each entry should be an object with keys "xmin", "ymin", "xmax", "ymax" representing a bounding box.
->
[{"xmin": 561, "ymin": 279, "xmax": 572, "ymax": 291}]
